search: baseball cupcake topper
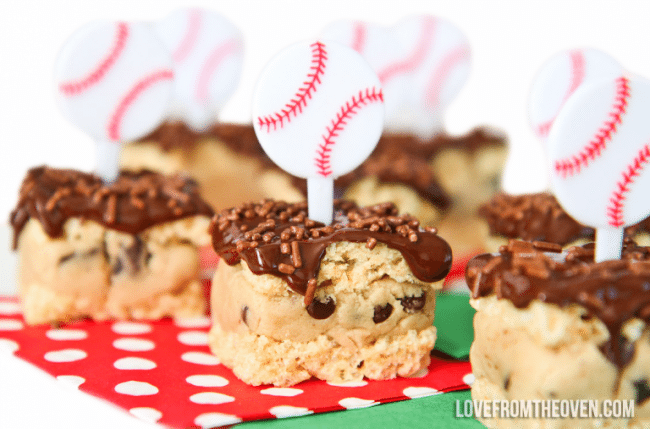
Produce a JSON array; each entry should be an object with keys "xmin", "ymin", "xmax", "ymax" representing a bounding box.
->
[
  {"xmin": 320, "ymin": 15, "xmax": 470, "ymax": 140},
  {"xmin": 54, "ymin": 21, "xmax": 174, "ymax": 182},
  {"xmin": 155, "ymin": 8, "xmax": 244, "ymax": 131},
  {"xmin": 548, "ymin": 73, "xmax": 650, "ymax": 262},
  {"xmin": 252, "ymin": 40, "xmax": 384, "ymax": 224},
  {"xmin": 529, "ymin": 48, "xmax": 623, "ymax": 140}
]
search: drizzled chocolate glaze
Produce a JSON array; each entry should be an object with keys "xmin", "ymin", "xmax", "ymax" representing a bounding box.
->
[
  {"xmin": 137, "ymin": 122, "xmax": 506, "ymax": 211},
  {"xmin": 480, "ymin": 192, "xmax": 650, "ymax": 245},
  {"xmin": 466, "ymin": 239, "xmax": 650, "ymax": 370},
  {"xmin": 10, "ymin": 166, "xmax": 214, "ymax": 248},
  {"xmin": 210, "ymin": 200, "xmax": 452, "ymax": 302}
]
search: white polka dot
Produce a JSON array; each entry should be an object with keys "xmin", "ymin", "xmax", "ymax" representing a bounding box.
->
[
  {"xmin": 0, "ymin": 319, "xmax": 23, "ymax": 331},
  {"xmin": 463, "ymin": 373, "xmax": 475, "ymax": 386},
  {"xmin": 185, "ymin": 374, "xmax": 229, "ymax": 387},
  {"xmin": 0, "ymin": 302, "xmax": 21, "ymax": 315},
  {"xmin": 112, "ymin": 321, "xmax": 152, "ymax": 335},
  {"xmin": 114, "ymin": 357, "xmax": 157, "ymax": 370},
  {"xmin": 129, "ymin": 407, "xmax": 162, "ymax": 423},
  {"xmin": 189, "ymin": 392, "xmax": 235, "ymax": 405},
  {"xmin": 174, "ymin": 316, "xmax": 211, "ymax": 329},
  {"xmin": 113, "ymin": 338, "xmax": 155, "ymax": 352},
  {"xmin": 260, "ymin": 387, "xmax": 304, "ymax": 397},
  {"xmin": 339, "ymin": 397, "xmax": 379, "ymax": 409},
  {"xmin": 327, "ymin": 380, "xmax": 368, "ymax": 387},
  {"xmin": 56, "ymin": 375, "xmax": 85, "ymax": 389},
  {"xmin": 194, "ymin": 412, "xmax": 242, "ymax": 428},
  {"xmin": 406, "ymin": 367, "xmax": 429, "ymax": 378},
  {"xmin": 44, "ymin": 349, "xmax": 87, "ymax": 363},
  {"xmin": 177, "ymin": 330, "xmax": 209, "ymax": 346},
  {"xmin": 181, "ymin": 351, "xmax": 220, "ymax": 366},
  {"xmin": 115, "ymin": 381, "xmax": 159, "ymax": 396},
  {"xmin": 46, "ymin": 329, "xmax": 88, "ymax": 341},
  {"xmin": 269, "ymin": 405, "xmax": 313, "ymax": 418},
  {"xmin": 0, "ymin": 338, "xmax": 19, "ymax": 354},
  {"xmin": 403, "ymin": 386, "xmax": 440, "ymax": 398}
]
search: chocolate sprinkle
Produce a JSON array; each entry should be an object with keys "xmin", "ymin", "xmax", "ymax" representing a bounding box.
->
[
  {"xmin": 210, "ymin": 200, "xmax": 452, "ymax": 307},
  {"xmin": 466, "ymin": 239, "xmax": 650, "ymax": 369},
  {"xmin": 10, "ymin": 166, "xmax": 214, "ymax": 249}
]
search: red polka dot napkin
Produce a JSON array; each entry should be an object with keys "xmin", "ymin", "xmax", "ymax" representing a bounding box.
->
[{"xmin": 0, "ymin": 295, "xmax": 471, "ymax": 428}]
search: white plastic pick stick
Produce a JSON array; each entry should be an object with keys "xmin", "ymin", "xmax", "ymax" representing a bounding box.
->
[
  {"xmin": 548, "ymin": 74, "xmax": 650, "ymax": 261},
  {"xmin": 307, "ymin": 176, "xmax": 334, "ymax": 225},
  {"xmin": 252, "ymin": 40, "xmax": 384, "ymax": 225},
  {"xmin": 95, "ymin": 139, "xmax": 121, "ymax": 182},
  {"xmin": 595, "ymin": 226, "xmax": 624, "ymax": 262},
  {"xmin": 54, "ymin": 21, "xmax": 174, "ymax": 182}
]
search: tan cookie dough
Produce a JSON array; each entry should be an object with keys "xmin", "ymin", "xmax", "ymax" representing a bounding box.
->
[
  {"xmin": 209, "ymin": 241, "xmax": 442, "ymax": 386},
  {"xmin": 431, "ymin": 144, "xmax": 507, "ymax": 213},
  {"xmin": 17, "ymin": 216, "xmax": 209, "ymax": 325},
  {"xmin": 471, "ymin": 295, "xmax": 650, "ymax": 429}
]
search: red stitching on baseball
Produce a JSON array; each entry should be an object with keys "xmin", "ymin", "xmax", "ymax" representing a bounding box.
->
[
  {"xmin": 606, "ymin": 141, "xmax": 650, "ymax": 227},
  {"xmin": 424, "ymin": 43, "xmax": 469, "ymax": 108},
  {"xmin": 314, "ymin": 87, "xmax": 384, "ymax": 177},
  {"xmin": 554, "ymin": 76, "xmax": 630, "ymax": 178},
  {"xmin": 107, "ymin": 69, "xmax": 174, "ymax": 141},
  {"xmin": 172, "ymin": 9, "xmax": 201, "ymax": 63},
  {"xmin": 535, "ymin": 50, "xmax": 586, "ymax": 138},
  {"xmin": 195, "ymin": 38, "xmax": 241, "ymax": 102},
  {"xmin": 351, "ymin": 22, "xmax": 366, "ymax": 53},
  {"xmin": 59, "ymin": 22, "xmax": 129, "ymax": 96},
  {"xmin": 377, "ymin": 16, "xmax": 435, "ymax": 84},
  {"xmin": 257, "ymin": 41, "xmax": 328, "ymax": 132}
]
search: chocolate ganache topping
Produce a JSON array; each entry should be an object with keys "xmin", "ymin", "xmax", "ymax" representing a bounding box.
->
[
  {"xmin": 137, "ymin": 122, "xmax": 505, "ymax": 211},
  {"xmin": 466, "ymin": 239, "xmax": 650, "ymax": 369},
  {"xmin": 10, "ymin": 166, "xmax": 214, "ymax": 248},
  {"xmin": 480, "ymin": 192, "xmax": 650, "ymax": 245},
  {"xmin": 210, "ymin": 200, "xmax": 452, "ymax": 303}
]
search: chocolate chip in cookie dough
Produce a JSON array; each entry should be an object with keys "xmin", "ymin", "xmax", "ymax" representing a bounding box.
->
[
  {"xmin": 399, "ymin": 292, "xmax": 426, "ymax": 313},
  {"xmin": 306, "ymin": 296, "xmax": 336, "ymax": 319},
  {"xmin": 634, "ymin": 379, "xmax": 650, "ymax": 405},
  {"xmin": 373, "ymin": 303, "xmax": 394, "ymax": 323},
  {"xmin": 504, "ymin": 374, "xmax": 511, "ymax": 390},
  {"xmin": 241, "ymin": 306, "xmax": 249, "ymax": 326}
]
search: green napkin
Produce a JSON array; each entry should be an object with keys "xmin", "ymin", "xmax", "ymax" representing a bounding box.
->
[{"xmin": 432, "ymin": 291, "xmax": 475, "ymax": 359}]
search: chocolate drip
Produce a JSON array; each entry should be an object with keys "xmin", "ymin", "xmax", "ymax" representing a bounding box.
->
[
  {"xmin": 466, "ymin": 239, "xmax": 650, "ymax": 369},
  {"xmin": 10, "ymin": 166, "xmax": 214, "ymax": 248},
  {"xmin": 211, "ymin": 200, "xmax": 452, "ymax": 301},
  {"xmin": 137, "ymin": 122, "xmax": 506, "ymax": 211}
]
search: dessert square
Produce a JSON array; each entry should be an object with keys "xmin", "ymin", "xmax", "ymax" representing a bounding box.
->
[
  {"xmin": 208, "ymin": 200, "xmax": 452, "ymax": 386},
  {"xmin": 10, "ymin": 166, "xmax": 213, "ymax": 325}
]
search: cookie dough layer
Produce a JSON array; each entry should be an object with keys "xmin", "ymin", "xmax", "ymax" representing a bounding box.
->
[
  {"xmin": 470, "ymin": 295, "xmax": 650, "ymax": 429},
  {"xmin": 209, "ymin": 241, "xmax": 443, "ymax": 386},
  {"xmin": 17, "ymin": 216, "xmax": 209, "ymax": 325}
]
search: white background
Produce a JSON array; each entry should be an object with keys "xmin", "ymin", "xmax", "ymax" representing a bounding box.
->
[{"xmin": 2, "ymin": 1, "xmax": 650, "ymax": 427}]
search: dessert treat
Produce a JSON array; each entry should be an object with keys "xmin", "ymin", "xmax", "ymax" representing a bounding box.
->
[
  {"xmin": 208, "ymin": 200, "xmax": 452, "ymax": 386},
  {"xmin": 479, "ymin": 192, "xmax": 650, "ymax": 251},
  {"xmin": 120, "ymin": 122, "xmax": 303, "ymax": 210},
  {"xmin": 467, "ymin": 240, "xmax": 650, "ymax": 428},
  {"xmin": 10, "ymin": 166, "xmax": 214, "ymax": 325},
  {"xmin": 122, "ymin": 122, "xmax": 505, "ymax": 250}
]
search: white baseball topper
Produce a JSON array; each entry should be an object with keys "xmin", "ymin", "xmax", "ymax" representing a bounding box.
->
[
  {"xmin": 320, "ymin": 15, "xmax": 470, "ymax": 140},
  {"xmin": 548, "ymin": 74, "xmax": 650, "ymax": 262},
  {"xmin": 54, "ymin": 21, "xmax": 174, "ymax": 182},
  {"xmin": 155, "ymin": 8, "xmax": 244, "ymax": 131},
  {"xmin": 529, "ymin": 48, "xmax": 623, "ymax": 140},
  {"xmin": 252, "ymin": 40, "xmax": 385, "ymax": 224}
]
